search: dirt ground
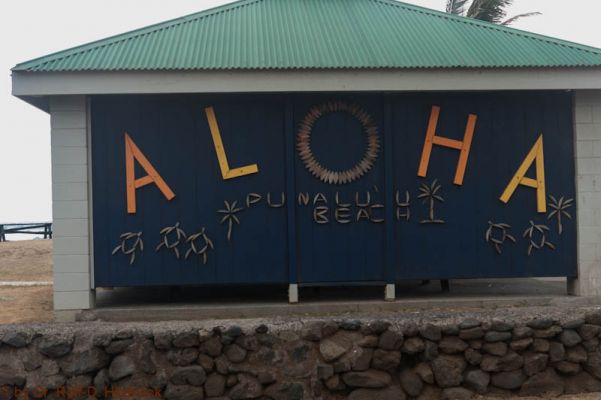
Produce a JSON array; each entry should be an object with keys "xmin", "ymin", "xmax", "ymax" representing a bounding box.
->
[
  {"xmin": 0, "ymin": 240, "xmax": 600, "ymax": 398},
  {"xmin": 0, "ymin": 239, "xmax": 52, "ymax": 281},
  {"xmin": 0, "ymin": 240, "xmax": 53, "ymax": 323},
  {"xmin": 0, "ymin": 285, "xmax": 53, "ymax": 323}
]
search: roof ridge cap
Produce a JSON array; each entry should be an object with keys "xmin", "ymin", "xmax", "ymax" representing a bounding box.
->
[
  {"xmin": 13, "ymin": 0, "xmax": 263, "ymax": 71},
  {"xmin": 373, "ymin": 0, "xmax": 601, "ymax": 56}
]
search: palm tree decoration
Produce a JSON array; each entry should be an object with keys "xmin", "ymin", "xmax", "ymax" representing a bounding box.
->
[
  {"xmin": 418, "ymin": 179, "xmax": 445, "ymax": 224},
  {"xmin": 218, "ymin": 200, "xmax": 243, "ymax": 242},
  {"xmin": 446, "ymin": 0, "xmax": 540, "ymax": 25},
  {"xmin": 547, "ymin": 195, "xmax": 573, "ymax": 235}
]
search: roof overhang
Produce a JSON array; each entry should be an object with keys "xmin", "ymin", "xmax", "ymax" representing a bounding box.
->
[{"xmin": 12, "ymin": 68, "xmax": 601, "ymax": 112}]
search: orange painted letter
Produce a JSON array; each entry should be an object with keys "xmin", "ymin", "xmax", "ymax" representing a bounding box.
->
[
  {"xmin": 125, "ymin": 133, "xmax": 175, "ymax": 214},
  {"xmin": 499, "ymin": 135, "xmax": 546, "ymax": 213},
  {"xmin": 417, "ymin": 106, "xmax": 477, "ymax": 185}
]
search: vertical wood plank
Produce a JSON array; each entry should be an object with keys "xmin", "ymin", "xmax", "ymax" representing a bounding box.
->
[
  {"xmin": 285, "ymin": 98, "xmax": 298, "ymax": 284},
  {"xmin": 384, "ymin": 97, "xmax": 395, "ymax": 284}
]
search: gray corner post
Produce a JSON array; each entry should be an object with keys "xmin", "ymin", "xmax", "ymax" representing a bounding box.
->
[
  {"xmin": 50, "ymin": 96, "xmax": 95, "ymax": 311},
  {"xmin": 570, "ymin": 90, "xmax": 601, "ymax": 296}
]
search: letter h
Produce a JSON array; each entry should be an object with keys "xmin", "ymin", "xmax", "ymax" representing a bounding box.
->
[{"xmin": 417, "ymin": 106, "xmax": 477, "ymax": 186}]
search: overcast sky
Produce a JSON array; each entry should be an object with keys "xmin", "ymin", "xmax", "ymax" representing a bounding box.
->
[{"xmin": 1, "ymin": 0, "xmax": 600, "ymax": 224}]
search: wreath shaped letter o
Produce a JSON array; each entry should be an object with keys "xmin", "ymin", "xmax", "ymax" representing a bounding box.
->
[{"xmin": 296, "ymin": 101, "xmax": 380, "ymax": 185}]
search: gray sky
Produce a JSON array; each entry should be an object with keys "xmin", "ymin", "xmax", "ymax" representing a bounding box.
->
[{"xmin": 1, "ymin": 0, "xmax": 600, "ymax": 223}]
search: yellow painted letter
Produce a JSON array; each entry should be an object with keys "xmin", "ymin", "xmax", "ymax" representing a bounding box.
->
[
  {"xmin": 499, "ymin": 135, "xmax": 546, "ymax": 213},
  {"xmin": 125, "ymin": 133, "xmax": 175, "ymax": 214},
  {"xmin": 205, "ymin": 106, "xmax": 259, "ymax": 180},
  {"xmin": 417, "ymin": 106, "xmax": 478, "ymax": 186}
]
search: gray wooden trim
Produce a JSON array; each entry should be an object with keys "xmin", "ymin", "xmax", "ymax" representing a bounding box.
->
[
  {"xmin": 12, "ymin": 69, "xmax": 601, "ymax": 107},
  {"xmin": 86, "ymin": 97, "xmax": 95, "ymax": 291}
]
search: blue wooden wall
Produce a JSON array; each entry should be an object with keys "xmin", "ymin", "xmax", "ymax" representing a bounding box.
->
[{"xmin": 91, "ymin": 92, "xmax": 576, "ymax": 288}]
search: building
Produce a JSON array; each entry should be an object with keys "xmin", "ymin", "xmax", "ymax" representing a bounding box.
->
[{"xmin": 11, "ymin": 0, "xmax": 601, "ymax": 312}]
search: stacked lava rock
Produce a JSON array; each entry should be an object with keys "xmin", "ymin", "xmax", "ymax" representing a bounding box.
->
[{"xmin": 1, "ymin": 311, "xmax": 601, "ymax": 399}]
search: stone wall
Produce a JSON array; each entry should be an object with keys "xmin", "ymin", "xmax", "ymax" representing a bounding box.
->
[{"xmin": 4, "ymin": 313, "xmax": 601, "ymax": 399}]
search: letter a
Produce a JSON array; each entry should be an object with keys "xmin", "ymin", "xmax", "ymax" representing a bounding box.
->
[
  {"xmin": 125, "ymin": 133, "xmax": 175, "ymax": 214},
  {"xmin": 205, "ymin": 106, "xmax": 259, "ymax": 180},
  {"xmin": 417, "ymin": 106, "xmax": 477, "ymax": 186},
  {"xmin": 499, "ymin": 135, "xmax": 546, "ymax": 213}
]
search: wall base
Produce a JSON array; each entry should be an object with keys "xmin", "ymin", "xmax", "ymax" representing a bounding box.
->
[
  {"xmin": 4, "ymin": 310, "xmax": 601, "ymax": 399},
  {"xmin": 54, "ymin": 310, "xmax": 79, "ymax": 323}
]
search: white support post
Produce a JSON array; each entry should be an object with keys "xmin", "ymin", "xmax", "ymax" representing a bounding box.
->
[
  {"xmin": 288, "ymin": 284, "xmax": 299, "ymax": 304},
  {"xmin": 572, "ymin": 90, "xmax": 601, "ymax": 296},
  {"xmin": 50, "ymin": 96, "xmax": 95, "ymax": 310},
  {"xmin": 385, "ymin": 284, "xmax": 396, "ymax": 301}
]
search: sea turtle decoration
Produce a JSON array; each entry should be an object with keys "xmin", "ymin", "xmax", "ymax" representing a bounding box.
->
[
  {"xmin": 112, "ymin": 232, "xmax": 144, "ymax": 265},
  {"xmin": 185, "ymin": 228, "xmax": 214, "ymax": 264},
  {"xmin": 156, "ymin": 222, "xmax": 187, "ymax": 259},
  {"xmin": 485, "ymin": 222, "xmax": 516, "ymax": 254},
  {"xmin": 523, "ymin": 221, "xmax": 555, "ymax": 256}
]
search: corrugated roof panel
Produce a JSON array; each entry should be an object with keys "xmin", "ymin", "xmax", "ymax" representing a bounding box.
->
[{"xmin": 13, "ymin": 0, "xmax": 601, "ymax": 72}]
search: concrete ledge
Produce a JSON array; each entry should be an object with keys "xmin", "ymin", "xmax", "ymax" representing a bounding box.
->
[{"xmin": 83, "ymin": 295, "xmax": 600, "ymax": 323}]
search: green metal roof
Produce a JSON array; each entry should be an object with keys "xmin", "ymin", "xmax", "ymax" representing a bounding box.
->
[{"xmin": 13, "ymin": 0, "xmax": 601, "ymax": 72}]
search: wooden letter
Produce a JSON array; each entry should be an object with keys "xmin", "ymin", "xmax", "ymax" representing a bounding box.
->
[
  {"xmin": 313, "ymin": 207, "xmax": 329, "ymax": 224},
  {"xmin": 356, "ymin": 209, "xmax": 370, "ymax": 222},
  {"xmin": 298, "ymin": 192, "xmax": 310, "ymax": 206},
  {"xmin": 267, "ymin": 192, "xmax": 286, "ymax": 208},
  {"xmin": 417, "ymin": 106, "xmax": 477, "ymax": 185},
  {"xmin": 246, "ymin": 193, "xmax": 262, "ymax": 208},
  {"xmin": 125, "ymin": 133, "xmax": 175, "ymax": 214},
  {"xmin": 370, "ymin": 204, "xmax": 385, "ymax": 223},
  {"xmin": 500, "ymin": 135, "xmax": 546, "ymax": 213},
  {"xmin": 335, "ymin": 207, "xmax": 351, "ymax": 224},
  {"xmin": 314, "ymin": 193, "xmax": 328, "ymax": 205},
  {"xmin": 205, "ymin": 106, "xmax": 259, "ymax": 180}
]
